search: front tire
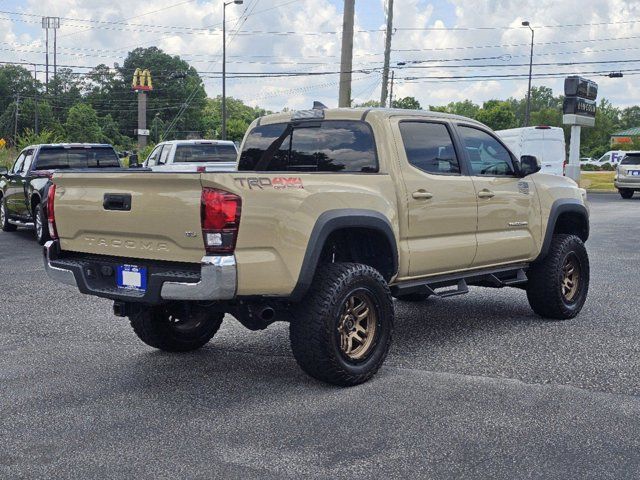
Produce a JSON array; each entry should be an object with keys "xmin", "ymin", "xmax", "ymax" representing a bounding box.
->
[
  {"xmin": 34, "ymin": 202, "xmax": 50, "ymax": 245},
  {"xmin": 619, "ymin": 189, "xmax": 634, "ymax": 199},
  {"xmin": 0, "ymin": 198, "xmax": 17, "ymax": 232},
  {"xmin": 290, "ymin": 263, "xmax": 394, "ymax": 386},
  {"xmin": 129, "ymin": 304, "xmax": 224, "ymax": 352},
  {"xmin": 526, "ymin": 234, "xmax": 589, "ymax": 320}
]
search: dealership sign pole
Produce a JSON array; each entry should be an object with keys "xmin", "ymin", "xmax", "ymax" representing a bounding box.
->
[{"xmin": 563, "ymin": 76, "xmax": 598, "ymax": 182}]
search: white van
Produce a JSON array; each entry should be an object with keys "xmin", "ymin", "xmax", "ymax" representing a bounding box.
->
[
  {"xmin": 592, "ymin": 150, "xmax": 640, "ymax": 167},
  {"xmin": 496, "ymin": 126, "xmax": 566, "ymax": 176}
]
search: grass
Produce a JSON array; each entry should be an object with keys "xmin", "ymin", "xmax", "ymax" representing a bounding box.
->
[
  {"xmin": 0, "ymin": 148, "xmax": 15, "ymax": 170},
  {"xmin": 579, "ymin": 171, "xmax": 616, "ymax": 192}
]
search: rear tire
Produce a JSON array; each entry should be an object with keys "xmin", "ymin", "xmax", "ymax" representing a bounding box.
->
[
  {"xmin": 290, "ymin": 263, "xmax": 394, "ymax": 386},
  {"xmin": 129, "ymin": 304, "xmax": 224, "ymax": 352},
  {"xmin": 0, "ymin": 198, "xmax": 17, "ymax": 232},
  {"xmin": 526, "ymin": 234, "xmax": 589, "ymax": 320},
  {"xmin": 34, "ymin": 202, "xmax": 50, "ymax": 245},
  {"xmin": 619, "ymin": 189, "xmax": 634, "ymax": 199}
]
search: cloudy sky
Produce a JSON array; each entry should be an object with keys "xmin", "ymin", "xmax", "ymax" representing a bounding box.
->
[{"xmin": 1, "ymin": 0, "xmax": 640, "ymax": 112}]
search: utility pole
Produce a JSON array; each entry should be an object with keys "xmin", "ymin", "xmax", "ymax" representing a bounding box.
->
[
  {"xmin": 389, "ymin": 70, "xmax": 395, "ymax": 108},
  {"xmin": 222, "ymin": 1, "xmax": 244, "ymax": 140},
  {"xmin": 522, "ymin": 21, "xmax": 534, "ymax": 127},
  {"xmin": 14, "ymin": 94, "xmax": 20, "ymax": 144},
  {"xmin": 338, "ymin": 0, "xmax": 355, "ymax": 107},
  {"xmin": 380, "ymin": 0, "xmax": 394, "ymax": 107}
]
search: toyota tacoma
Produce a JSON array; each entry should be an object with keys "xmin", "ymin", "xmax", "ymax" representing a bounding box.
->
[{"xmin": 43, "ymin": 107, "xmax": 590, "ymax": 386}]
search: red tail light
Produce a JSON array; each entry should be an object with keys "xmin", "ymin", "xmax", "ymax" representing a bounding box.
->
[
  {"xmin": 200, "ymin": 188, "xmax": 241, "ymax": 254},
  {"xmin": 47, "ymin": 184, "xmax": 58, "ymax": 239}
]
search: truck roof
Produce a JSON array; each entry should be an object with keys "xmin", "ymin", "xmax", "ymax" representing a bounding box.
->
[
  {"xmin": 23, "ymin": 143, "xmax": 115, "ymax": 150},
  {"xmin": 157, "ymin": 139, "xmax": 236, "ymax": 146},
  {"xmin": 255, "ymin": 107, "xmax": 487, "ymax": 128}
]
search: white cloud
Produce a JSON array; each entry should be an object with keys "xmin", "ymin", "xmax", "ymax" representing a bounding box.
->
[{"xmin": 1, "ymin": 0, "xmax": 639, "ymax": 113}]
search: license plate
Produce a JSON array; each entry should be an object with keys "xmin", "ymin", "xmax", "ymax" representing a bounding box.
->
[
  {"xmin": 629, "ymin": 170, "xmax": 640, "ymax": 176},
  {"xmin": 116, "ymin": 264, "xmax": 147, "ymax": 291}
]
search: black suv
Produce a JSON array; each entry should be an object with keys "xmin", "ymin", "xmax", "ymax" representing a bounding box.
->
[{"xmin": 0, "ymin": 144, "xmax": 122, "ymax": 244}]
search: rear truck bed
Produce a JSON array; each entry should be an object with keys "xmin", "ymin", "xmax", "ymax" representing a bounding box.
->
[{"xmin": 43, "ymin": 169, "xmax": 398, "ymax": 303}]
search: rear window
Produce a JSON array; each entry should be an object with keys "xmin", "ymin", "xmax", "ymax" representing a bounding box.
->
[
  {"xmin": 174, "ymin": 144, "xmax": 237, "ymax": 163},
  {"xmin": 621, "ymin": 154, "xmax": 640, "ymax": 165},
  {"xmin": 34, "ymin": 147, "xmax": 120, "ymax": 170},
  {"xmin": 238, "ymin": 120, "xmax": 378, "ymax": 172}
]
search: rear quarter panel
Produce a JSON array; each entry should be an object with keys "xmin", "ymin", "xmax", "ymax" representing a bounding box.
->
[{"xmin": 202, "ymin": 172, "xmax": 399, "ymax": 296}]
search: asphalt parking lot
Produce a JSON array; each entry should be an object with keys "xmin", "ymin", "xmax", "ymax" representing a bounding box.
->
[{"xmin": 1, "ymin": 192, "xmax": 639, "ymax": 479}]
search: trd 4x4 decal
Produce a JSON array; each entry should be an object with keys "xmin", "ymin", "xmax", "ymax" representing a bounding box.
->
[{"xmin": 234, "ymin": 177, "xmax": 304, "ymax": 190}]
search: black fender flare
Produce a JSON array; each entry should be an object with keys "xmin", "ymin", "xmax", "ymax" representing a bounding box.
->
[
  {"xmin": 535, "ymin": 199, "xmax": 589, "ymax": 262},
  {"xmin": 289, "ymin": 209, "xmax": 398, "ymax": 301}
]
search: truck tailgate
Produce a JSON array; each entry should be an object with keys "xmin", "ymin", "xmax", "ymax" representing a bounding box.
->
[{"xmin": 52, "ymin": 172, "xmax": 205, "ymax": 263}]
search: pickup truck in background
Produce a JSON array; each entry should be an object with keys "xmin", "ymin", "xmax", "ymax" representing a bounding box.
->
[
  {"xmin": 43, "ymin": 107, "xmax": 590, "ymax": 386},
  {"xmin": 142, "ymin": 139, "xmax": 238, "ymax": 171},
  {"xmin": 0, "ymin": 143, "xmax": 122, "ymax": 244}
]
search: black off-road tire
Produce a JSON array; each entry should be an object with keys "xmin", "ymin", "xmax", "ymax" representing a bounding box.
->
[
  {"xmin": 619, "ymin": 189, "xmax": 634, "ymax": 199},
  {"xmin": 394, "ymin": 292, "xmax": 432, "ymax": 302},
  {"xmin": 526, "ymin": 234, "xmax": 589, "ymax": 320},
  {"xmin": 129, "ymin": 304, "xmax": 224, "ymax": 352},
  {"xmin": 290, "ymin": 262, "xmax": 394, "ymax": 386},
  {"xmin": 34, "ymin": 202, "xmax": 50, "ymax": 245},
  {"xmin": 0, "ymin": 198, "xmax": 17, "ymax": 232}
]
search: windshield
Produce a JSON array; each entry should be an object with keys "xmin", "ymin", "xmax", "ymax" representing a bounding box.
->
[
  {"xmin": 174, "ymin": 144, "xmax": 237, "ymax": 163},
  {"xmin": 34, "ymin": 147, "xmax": 120, "ymax": 170},
  {"xmin": 621, "ymin": 154, "xmax": 640, "ymax": 165}
]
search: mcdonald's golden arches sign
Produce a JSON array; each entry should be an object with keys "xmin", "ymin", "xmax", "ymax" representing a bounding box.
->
[{"xmin": 132, "ymin": 68, "xmax": 153, "ymax": 91}]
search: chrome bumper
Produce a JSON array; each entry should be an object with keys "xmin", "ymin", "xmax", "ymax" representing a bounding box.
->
[
  {"xmin": 160, "ymin": 255, "xmax": 237, "ymax": 300},
  {"xmin": 614, "ymin": 179, "xmax": 640, "ymax": 189},
  {"xmin": 43, "ymin": 241, "xmax": 237, "ymax": 301},
  {"xmin": 43, "ymin": 241, "xmax": 78, "ymax": 287}
]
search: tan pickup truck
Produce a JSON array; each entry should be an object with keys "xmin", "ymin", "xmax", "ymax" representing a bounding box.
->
[{"xmin": 44, "ymin": 107, "xmax": 590, "ymax": 386}]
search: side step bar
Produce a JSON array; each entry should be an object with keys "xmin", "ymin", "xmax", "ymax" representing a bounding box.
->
[
  {"xmin": 391, "ymin": 265, "xmax": 528, "ymax": 299},
  {"xmin": 7, "ymin": 218, "xmax": 34, "ymax": 228}
]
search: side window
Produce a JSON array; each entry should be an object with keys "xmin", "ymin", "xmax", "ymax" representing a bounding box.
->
[
  {"xmin": 458, "ymin": 125, "xmax": 515, "ymax": 176},
  {"xmin": 146, "ymin": 145, "xmax": 163, "ymax": 167},
  {"xmin": 11, "ymin": 153, "xmax": 26, "ymax": 174},
  {"xmin": 158, "ymin": 145, "xmax": 171, "ymax": 165},
  {"xmin": 399, "ymin": 122, "xmax": 460, "ymax": 175},
  {"xmin": 21, "ymin": 151, "xmax": 35, "ymax": 174},
  {"xmin": 238, "ymin": 121, "xmax": 378, "ymax": 173}
]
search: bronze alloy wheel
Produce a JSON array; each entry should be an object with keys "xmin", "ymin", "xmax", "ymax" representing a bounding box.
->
[
  {"xmin": 0, "ymin": 203, "xmax": 5, "ymax": 225},
  {"xmin": 561, "ymin": 253, "xmax": 581, "ymax": 303},
  {"xmin": 337, "ymin": 291, "xmax": 378, "ymax": 361},
  {"xmin": 35, "ymin": 208, "xmax": 43, "ymax": 239}
]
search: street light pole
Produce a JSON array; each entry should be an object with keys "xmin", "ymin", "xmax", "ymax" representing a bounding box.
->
[
  {"xmin": 522, "ymin": 21, "xmax": 534, "ymax": 127},
  {"xmin": 222, "ymin": 0, "xmax": 243, "ymax": 140}
]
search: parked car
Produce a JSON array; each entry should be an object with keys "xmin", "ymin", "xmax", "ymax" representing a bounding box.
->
[
  {"xmin": 0, "ymin": 143, "xmax": 122, "ymax": 244},
  {"xmin": 614, "ymin": 152, "xmax": 640, "ymax": 199},
  {"xmin": 143, "ymin": 140, "xmax": 238, "ymax": 171},
  {"xmin": 495, "ymin": 126, "xmax": 566, "ymax": 176},
  {"xmin": 44, "ymin": 107, "xmax": 589, "ymax": 386}
]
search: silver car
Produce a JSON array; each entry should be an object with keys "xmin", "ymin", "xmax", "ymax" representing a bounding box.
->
[{"xmin": 614, "ymin": 152, "xmax": 640, "ymax": 199}]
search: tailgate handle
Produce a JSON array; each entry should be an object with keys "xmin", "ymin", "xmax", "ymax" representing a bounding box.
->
[{"xmin": 103, "ymin": 193, "xmax": 131, "ymax": 211}]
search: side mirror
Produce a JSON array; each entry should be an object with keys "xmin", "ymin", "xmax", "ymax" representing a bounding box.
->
[
  {"xmin": 519, "ymin": 155, "xmax": 541, "ymax": 176},
  {"xmin": 128, "ymin": 154, "xmax": 140, "ymax": 168},
  {"xmin": 0, "ymin": 166, "xmax": 7, "ymax": 175}
]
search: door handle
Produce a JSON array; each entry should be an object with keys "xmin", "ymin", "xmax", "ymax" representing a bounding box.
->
[
  {"xmin": 477, "ymin": 189, "xmax": 495, "ymax": 199},
  {"xmin": 412, "ymin": 190, "xmax": 433, "ymax": 200},
  {"xmin": 103, "ymin": 193, "xmax": 132, "ymax": 211}
]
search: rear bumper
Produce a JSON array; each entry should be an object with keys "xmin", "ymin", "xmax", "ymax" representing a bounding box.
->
[
  {"xmin": 614, "ymin": 179, "xmax": 640, "ymax": 190},
  {"xmin": 43, "ymin": 240, "xmax": 236, "ymax": 303}
]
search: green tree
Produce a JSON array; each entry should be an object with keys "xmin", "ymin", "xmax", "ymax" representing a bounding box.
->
[
  {"xmin": 429, "ymin": 100, "xmax": 480, "ymax": 119},
  {"xmin": 392, "ymin": 96, "xmax": 421, "ymax": 110},
  {"xmin": 476, "ymin": 100, "xmax": 517, "ymax": 130},
  {"xmin": 46, "ymin": 68, "xmax": 84, "ymax": 123},
  {"xmin": 354, "ymin": 100, "xmax": 383, "ymax": 108},
  {"xmin": 64, "ymin": 103, "xmax": 103, "ymax": 143},
  {"xmin": 201, "ymin": 96, "xmax": 269, "ymax": 139},
  {"xmin": 0, "ymin": 65, "xmax": 38, "ymax": 114},
  {"xmin": 581, "ymin": 99, "xmax": 621, "ymax": 158},
  {"xmin": 619, "ymin": 106, "xmax": 640, "ymax": 130}
]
